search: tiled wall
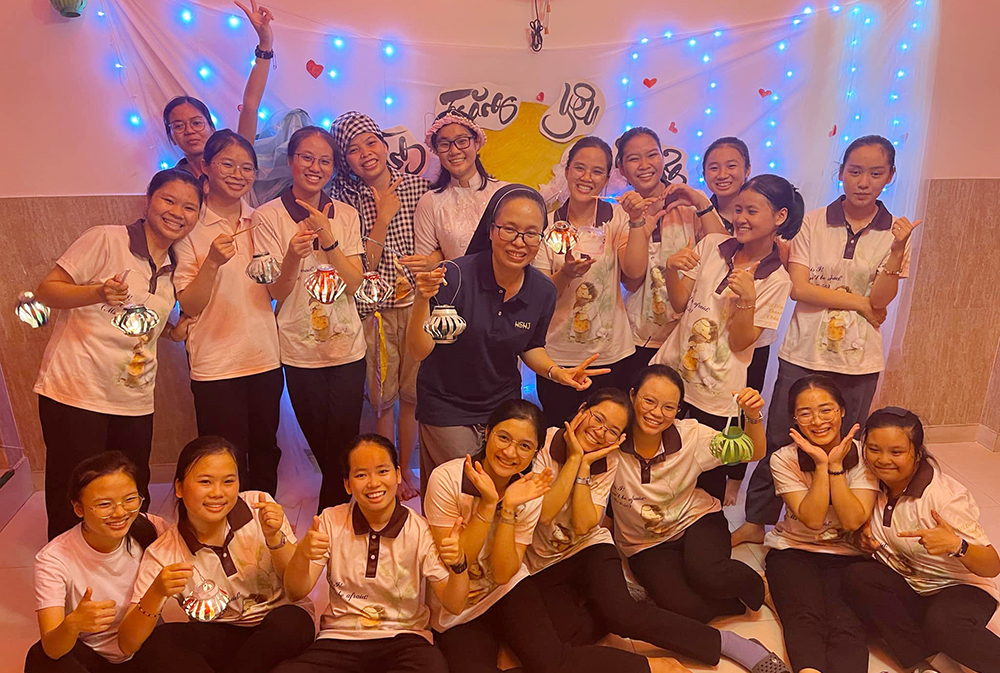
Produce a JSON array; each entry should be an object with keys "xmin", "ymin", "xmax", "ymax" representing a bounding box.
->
[
  {"xmin": 0, "ymin": 196, "xmax": 197, "ymax": 473},
  {"xmin": 878, "ymin": 179, "xmax": 1000, "ymax": 430}
]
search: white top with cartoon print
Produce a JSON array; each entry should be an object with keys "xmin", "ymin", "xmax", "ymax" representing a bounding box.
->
[
  {"xmin": 778, "ymin": 198, "xmax": 911, "ymax": 375},
  {"xmin": 34, "ymin": 222, "xmax": 177, "ymax": 416},
  {"xmin": 311, "ymin": 502, "xmax": 449, "ymax": 644},
  {"xmin": 651, "ymin": 233, "xmax": 792, "ymax": 416},
  {"xmin": 252, "ymin": 190, "xmax": 366, "ymax": 369},
  {"xmin": 532, "ymin": 200, "xmax": 635, "ymax": 366},
  {"xmin": 624, "ymin": 205, "xmax": 698, "ymax": 350}
]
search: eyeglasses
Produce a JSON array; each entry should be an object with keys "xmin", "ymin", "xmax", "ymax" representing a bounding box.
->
[
  {"xmin": 493, "ymin": 225, "xmax": 542, "ymax": 247},
  {"xmin": 435, "ymin": 135, "xmax": 475, "ymax": 153},
  {"xmin": 294, "ymin": 153, "xmax": 334, "ymax": 170},
  {"xmin": 637, "ymin": 395, "xmax": 679, "ymax": 416},
  {"xmin": 169, "ymin": 118, "xmax": 208, "ymax": 134},
  {"xmin": 491, "ymin": 431, "xmax": 538, "ymax": 457},
  {"xmin": 213, "ymin": 160, "xmax": 257, "ymax": 177},
  {"xmin": 87, "ymin": 494, "xmax": 145, "ymax": 520},
  {"xmin": 794, "ymin": 407, "xmax": 841, "ymax": 424},
  {"xmin": 586, "ymin": 409, "xmax": 623, "ymax": 442},
  {"xmin": 569, "ymin": 163, "xmax": 607, "ymax": 179}
]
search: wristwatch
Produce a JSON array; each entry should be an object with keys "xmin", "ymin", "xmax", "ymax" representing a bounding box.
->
[
  {"xmin": 266, "ymin": 531, "xmax": 287, "ymax": 550},
  {"xmin": 449, "ymin": 555, "xmax": 469, "ymax": 574},
  {"xmin": 950, "ymin": 538, "xmax": 969, "ymax": 558},
  {"xmin": 321, "ymin": 239, "xmax": 340, "ymax": 252}
]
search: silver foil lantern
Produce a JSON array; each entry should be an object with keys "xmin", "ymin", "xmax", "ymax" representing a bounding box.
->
[
  {"xmin": 423, "ymin": 305, "xmax": 467, "ymax": 344},
  {"xmin": 181, "ymin": 579, "xmax": 232, "ymax": 622},
  {"xmin": 304, "ymin": 264, "xmax": 347, "ymax": 304},
  {"xmin": 112, "ymin": 304, "xmax": 160, "ymax": 337},
  {"xmin": 355, "ymin": 271, "xmax": 394, "ymax": 307},
  {"xmin": 15, "ymin": 292, "xmax": 50, "ymax": 328},
  {"xmin": 246, "ymin": 252, "xmax": 281, "ymax": 285},
  {"xmin": 542, "ymin": 220, "xmax": 580, "ymax": 255}
]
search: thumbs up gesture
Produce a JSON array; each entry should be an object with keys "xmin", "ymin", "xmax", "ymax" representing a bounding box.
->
[
  {"xmin": 251, "ymin": 492, "xmax": 285, "ymax": 540},
  {"xmin": 897, "ymin": 510, "xmax": 964, "ymax": 556},
  {"xmin": 300, "ymin": 515, "xmax": 330, "ymax": 562},
  {"xmin": 439, "ymin": 516, "xmax": 466, "ymax": 567},
  {"xmin": 667, "ymin": 236, "xmax": 700, "ymax": 272},
  {"xmin": 727, "ymin": 262, "xmax": 759, "ymax": 303},
  {"xmin": 66, "ymin": 586, "xmax": 118, "ymax": 634}
]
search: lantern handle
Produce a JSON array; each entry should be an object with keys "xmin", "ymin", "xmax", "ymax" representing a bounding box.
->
[
  {"xmin": 431, "ymin": 259, "xmax": 462, "ymax": 306},
  {"xmin": 361, "ymin": 236, "xmax": 407, "ymax": 260}
]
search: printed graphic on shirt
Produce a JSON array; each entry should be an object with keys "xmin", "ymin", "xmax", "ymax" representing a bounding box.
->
[
  {"xmin": 808, "ymin": 259, "xmax": 879, "ymax": 363},
  {"xmin": 465, "ymin": 558, "xmax": 498, "ymax": 608},
  {"xmin": 646, "ymin": 266, "xmax": 671, "ymax": 326},
  {"xmin": 612, "ymin": 480, "xmax": 684, "ymax": 538},
  {"xmin": 119, "ymin": 334, "xmax": 155, "ymax": 390},
  {"xmin": 568, "ymin": 282, "xmax": 604, "ymax": 343},
  {"xmin": 680, "ymin": 316, "xmax": 731, "ymax": 392}
]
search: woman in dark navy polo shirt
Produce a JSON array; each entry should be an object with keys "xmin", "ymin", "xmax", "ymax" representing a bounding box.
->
[{"xmin": 408, "ymin": 184, "xmax": 612, "ymax": 493}]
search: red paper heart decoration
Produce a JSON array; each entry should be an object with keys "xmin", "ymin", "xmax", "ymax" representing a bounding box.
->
[
  {"xmin": 306, "ymin": 60, "xmax": 324, "ymax": 78},
  {"xmin": 758, "ymin": 88, "xmax": 773, "ymax": 98},
  {"xmin": 643, "ymin": 77, "xmax": 657, "ymax": 88},
  {"xmin": 536, "ymin": 92, "xmax": 545, "ymax": 102},
  {"xmin": 828, "ymin": 124, "xmax": 837, "ymax": 137},
  {"xmin": 237, "ymin": 104, "xmax": 243, "ymax": 112},
  {"xmin": 668, "ymin": 122, "xmax": 678, "ymax": 134}
]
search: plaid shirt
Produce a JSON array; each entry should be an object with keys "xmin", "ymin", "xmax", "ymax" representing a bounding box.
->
[{"xmin": 331, "ymin": 166, "xmax": 430, "ymax": 317}]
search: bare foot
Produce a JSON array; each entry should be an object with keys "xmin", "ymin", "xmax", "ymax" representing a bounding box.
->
[
  {"xmin": 731, "ymin": 522, "xmax": 765, "ymax": 547},
  {"xmin": 399, "ymin": 469, "xmax": 420, "ymax": 502},
  {"xmin": 648, "ymin": 656, "xmax": 693, "ymax": 673},
  {"xmin": 724, "ymin": 478, "xmax": 742, "ymax": 507}
]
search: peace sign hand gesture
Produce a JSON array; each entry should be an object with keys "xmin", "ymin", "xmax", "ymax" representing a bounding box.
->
[
  {"xmin": 234, "ymin": 0, "xmax": 274, "ymax": 50},
  {"xmin": 372, "ymin": 177, "xmax": 404, "ymax": 225},
  {"xmin": 551, "ymin": 353, "xmax": 612, "ymax": 391},
  {"xmin": 897, "ymin": 510, "xmax": 964, "ymax": 556}
]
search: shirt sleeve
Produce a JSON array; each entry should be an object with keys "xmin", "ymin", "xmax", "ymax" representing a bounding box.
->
[
  {"xmin": 770, "ymin": 448, "xmax": 809, "ymax": 495},
  {"xmin": 692, "ymin": 421, "xmax": 725, "ymax": 472},
  {"xmin": 753, "ymin": 273, "xmax": 792, "ymax": 331},
  {"xmin": 57, "ymin": 226, "xmax": 112, "ymax": 286},
  {"xmin": 424, "ymin": 465, "xmax": 462, "ymax": 529},
  {"xmin": 936, "ymin": 488, "xmax": 992, "ymax": 547},
  {"xmin": 524, "ymin": 280, "xmax": 557, "ymax": 352},
  {"xmin": 131, "ymin": 544, "xmax": 169, "ymax": 605},
  {"xmin": 339, "ymin": 206, "xmax": 365, "ymax": 257},
  {"xmin": 418, "ymin": 521, "xmax": 450, "ymax": 584},
  {"xmin": 847, "ymin": 455, "xmax": 880, "ymax": 491},
  {"xmin": 34, "ymin": 551, "xmax": 69, "ymax": 611},
  {"xmin": 252, "ymin": 208, "xmax": 287, "ymax": 265},
  {"xmin": 171, "ymin": 235, "xmax": 201, "ymax": 294},
  {"xmin": 590, "ymin": 460, "xmax": 617, "ymax": 508},
  {"xmin": 412, "ymin": 192, "xmax": 439, "ymax": 257},
  {"xmin": 610, "ymin": 206, "xmax": 631, "ymax": 252},
  {"xmin": 788, "ymin": 212, "xmax": 814, "ymax": 268}
]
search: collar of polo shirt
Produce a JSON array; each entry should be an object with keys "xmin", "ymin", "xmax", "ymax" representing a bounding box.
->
[
  {"xmin": 710, "ymin": 193, "xmax": 733, "ymax": 233},
  {"xmin": 619, "ymin": 425, "xmax": 681, "ymax": 484},
  {"xmin": 713, "ymin": 236, "xmax": 783, "ymax": 295},
  {"xmin": 825, "ymin": 195, "xmax": 893, "ymax": 260},
  {"xmin": 351, "ymin": 499, "xmax": 409, "ymax": 538},
  {"xmin": 178, "ymin": 496, "xmax": 254, "ymax": 577},
  {"xmin": 203, "ymin": 199, "xmax": 253, "ymax": 228},
  {"xmin": 473, "ymin": 250, "xmax": 534, "ymax": 306},
  {"xmin": 548, "ymin": 428, "xmax": 610, "ymax": 475},
  {"xmin": 280, "ymin": 186, "xmax": 334, "ymax": 224},
  {"xmin": 552, "ymin": 198, "xmax": 614, "ymax": 228},
  {"xmin": 796, "ymin": 440, "xmax": 861, "ymax": 473},
  {"xmin": 126, "ymin": 219, "xmax": 177, "ymax": 294},
  {"xmin": 881, "ymin": 459, "xmax": 935, "ymax": 527}
]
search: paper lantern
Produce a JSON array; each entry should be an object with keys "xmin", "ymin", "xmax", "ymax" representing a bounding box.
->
[
  {"xmin": 709, "ymin": 412, "xmax": 755, "ymax": 465},
  {"xmin": 246, "ymin": 252, "xmax": 281, "ymax": 284},
  {"xmin": 15, "ymin": 292, "xmax": 50, "ymax": 328},
  {"xmin": 181, "ymin": 580, "xmax": 231, "ymax": 622},
  {"xmin": 543, "ymin": 220, "xmax": 579, "ymax": 254},
  {"xmin": 355, "ymin": 271, "xmax": 393, "ymax": 306},
  {"xmin": 304, "ymin": 264, "xmax": 347, "ymax": 304},
  {"xmin": 112, "ymin": 304, "xmax": 160, "ymax": 337},
  {"xmin": 49, "ymin": 0, "xmax": 86, "ymax": 17},
  {"xmin": 423, "ymin": 305, "xmax": 467, "ymax": 344}
]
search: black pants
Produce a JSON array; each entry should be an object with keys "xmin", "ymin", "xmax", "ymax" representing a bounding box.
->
[
  {"xmin": 535, "ymin": 356, "xmax": 636, "ymax": 427},
  {"xmin": 24, "ymin": 627, "xmax": 195, "ymax": 673},
  {"xmin": 765, "ymin": 548, "xmax": 868, "ymax": 673},
  {"xmin": 744, "ymin": 359, "xmax": 879, "ymax": 526},
  {"xmin": 435, "ymin": 578, "xmax": 651, "ymax": 673},
  {"xmin": 532, "ymin": 543, "xmax": 722, "ymax": 664},
  {"xmin": 38, "ymin": 395, "xmax": 152, "ymax": 540},
  {"xmin": 272, "ymin": 634, "xmax": 447, "ymax": 673},
  {"xmin": 156, "ymin": 604, "xmax": 315, "ymax": 673},
  {"xmin": 190, "ymin": 368, "xmax": 284, "ymax": 495},
  {"xmin": 284, "ymin": 358, "xmax": 366, "ymax": 512},
  {"xmin": 615, "ymin": 346, "xmax": 659, "ymax": 392},
  {"xmin": 844, "ymin": 559, "xmax": 1000, "ymax": 673},
  {"xmin": 629, "ymin": 511, "xmax": 764, "ymax": 623}
]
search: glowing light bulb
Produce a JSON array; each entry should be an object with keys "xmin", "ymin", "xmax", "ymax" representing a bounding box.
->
[
  {"xmin": 115, "ymin": 62, "xmax": 123, "ymax": 69},
  {"xmin": 321, "ymin": 118, "xmax": 332, "ymax": 129},
  {"xmin": 159, "ymin": 161, "xmax": 169, "ymax": 169},
  {"xmin": 621, "ymin": 77, "xmax": 628, "ymax": 85},
  {"xmin": 803, "ymin": 6, "xmax": 813, "ymax": 14},
  {"xmin": 778, "ymin": 41, "xmax": 788, "ymax": 50},
  {"xmin": 210, "ymin": 114, "xmax": 218, "ymax": 126},
  {"xmin": 864, "ymin": 17, "xmax": 871, "ymax": 24},
  {"xmin": 688, "ymin": 38, "xmax": 696, "ymax": 46},
  {"xmin": 696, "ymin": 130, "xmax": 704, "ymax": 137},
  {"xmin": 769, "ymin": 120, "xmax": 777, "ymax": 127},
  {"xmin": 704, "ymin": 107, "xmax": 712, "ymax": 115},
  {"xmin": 854, "ymin": 114, "xmax": 861, "ymax": 120},
  {"xmin": 769, "ymin": 161, "xmax": 776, "ymax": 168},
  {"xmin": 631, "ymin": 52, "xmax": 639, "ymax": 59},
  {"xmin": 385, "ymin": 96, "xmax": 394, "ymax": 105},
  {"xmin": 129, "ymin": 114, "xmax": 141, "ymax": 126},
  {"xmin": 702, "ymin": 54, "xmax": 711, "ymax": 63},
  {"xmin": 843, "ymin": 134, "xmax": 850, "ymax": 141},
  {"xmin": 664, "ymin": 31, "xmax": 673, "ymax": 38},
  {"xmin": 897, "ymin": 69, "xmax": 906, "ymax": 78},
  {"xmin": 329, "ymin": 69, "xmax": 338, "ymax": 79},
  {"xmin": 832, "ymin": 4, "xmax": 841, "ymax": 11},
  {"xmin": 228, "ymin": 15, "xmax": 241, "ymax": 28},
  {"xmin": 333, "ymin": 37, "xmax": 344, "ymax": 47},
  {"xmin": 640, "ymin": 37, "xmax": 649, "ymax": 44},
  {"xmin": 258, "ymin": 108, "xmax": 268, "ymax": 120},
  {"xmin": 793, "ymin": 19, "xmax": 802, "ymax": 25},
  {"xmin": 626, "ymin": 100, "xmax": 634, "ymax": 108},
  {"xmin": 714, "ymin": 30, "xmax": 723, "ymax": 37},
  {"xmin": 180, "ymin": 9, "xmax": 192, "ymax": 23},
  {"xmin": 383, "ymin": 44, "xmax": 394, "ymax": 56},
  {"xmin": 97, "ymin": 10, "xmax": 105, "ymax": 16},
  {"xmin": 901, "ymin": 43, "xmax": 909, "ymax": 50},
  {"xmin": 786, "ymin": 70, "xmax": 793, "ymax": 77},
  {"xmin": 199, "ymin": 66, "xmax": 211, "ymax": 79},
  {"xmin": 624, "ymin": 125, "xmax": 632, "ymax": 132},
  {"xmin": 710, "ymin": 81, "xmax": 717, "ymax": 88},
  {"xmin": 765, "ymin": 140, "xmax": 773, "ymax": 147}
]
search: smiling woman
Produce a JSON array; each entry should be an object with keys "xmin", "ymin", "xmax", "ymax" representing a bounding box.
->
[{"xmin": 32, "ymin": 169, "xmax": 202, "ymax": 541}]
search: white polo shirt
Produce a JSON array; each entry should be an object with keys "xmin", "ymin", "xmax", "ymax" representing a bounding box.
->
[
  {"xmin": 869, "ymin": 461, "xmax": 998, "ymax": 600},
  {"xmin": 311, "ymin": 501, "xmax": 448, "ymax": 644},
  {"xmin": 133, "ymin": 491, "xmax": 313, "ymax": 627},
  {"xmin": 413, "ymin": 175, "xmax": 507, "ymax": 260},
  {"xmin": 34, "ymin": 222, "xmax": 179, "ymax": 416},
  {"xmin": 526, "ymin": 428, "xmax": 618, "ymax": 573},
  {"xmin": 610, "ymin": 419, "xmax": 723, "ymax": 557},
  {"xmin": 252, "ymin": 189, "xmax": 366, "ymax": 369},
  {"xmin": 778, "ymin": 197, "xmax": 911, "ymax": 375},
  {"xmin": 651, "ymin": 234, "xmax": 791, "ymax": 416},
  {"xmin": 173, "ymin": 198, "xmax": 281, "ymax": 381},
  {"xmin": 423, "ymin": 457, "xmax": 543, "ymax": 631},
  {"xmin": 532, "ymin": 200, "xmax": 635, "ymax": 367},
  {"xmin": 624, "ymin": 206, "xmax": 698, "ymax": 350},
  {"xmin": 34, "ymin": 516, "xmax": 168, "ymax": 663},
  {"xmin": 764, "ymin": 442, "xmax": 879, "ymax": 555}
]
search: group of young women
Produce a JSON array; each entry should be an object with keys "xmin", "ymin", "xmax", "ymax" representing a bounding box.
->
[{"xmin": 23, "ymin": 6, "xmax": 1000, "ymax": 673}]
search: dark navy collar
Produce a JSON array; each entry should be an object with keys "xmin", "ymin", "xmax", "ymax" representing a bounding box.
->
[
  {"xmin": 713, "ymin": 237, "xmax": 783, "ymax": 295},
  {"xmin": 553, "ymin": 198, "xmax": 614, "ymax": 228},
  {"xmin": 126, "ymin": 219, "xmax": 176, "ymax": 293},
  {"xmin": 351, "ymin": 500, "xmax": 409, "ymax": 538},
  {"xmin": 279, "ymin": 186, "xmax": 333, "ymax": 224}
]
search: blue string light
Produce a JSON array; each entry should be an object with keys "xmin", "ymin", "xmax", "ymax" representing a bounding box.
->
[
  {"xmin": 385, "ymin": 96, "xmax": 394, "ymax": 105},
  {"xmin": 328, "ymin": 69, "xmax": 338, "ymax": 79},
  {"xmin": 688, "ymin": 38, "xmax": 697, "ymax": 47},
  {"xmin": 159, "ymin": 161, "xmax": 169, "ymax": 169},
  {"xmin": 383, "ymin": 44, "xmax": 395, "ymax": 56},
  {"xmin": 129, "ymin": 114, "xmax": 142, "ymax": 126},
  {"xmin": 621, "ymin": 77, "xmax": 629, "ymax": 85},
  {"xmin": 702, "ymin": 54, "xmax": 711, "ymax": 63},
  {"xmin": 180, "ymin": 8, "xmax": 192, "ymax": 23},
  {"xmin": 663, "ymin": 31, "xmax": 673, "ymax": 38},
  {"xmin": 198, "ymin": 66, "xmax": 212, "ymax": 79},
  {"xmin": 333, "ymin": 37, "xmax": 344, "ymax": 48},
  {"xmin": 228, "ymin": 15, "xmax": 241, "ymax": 28}
]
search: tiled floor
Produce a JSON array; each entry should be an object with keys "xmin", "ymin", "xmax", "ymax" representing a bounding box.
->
[{"xmin": 1, "ymin": 442, "xmax": 997, "ymax": 673}]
